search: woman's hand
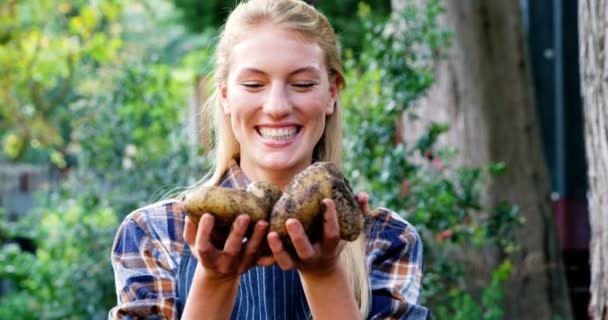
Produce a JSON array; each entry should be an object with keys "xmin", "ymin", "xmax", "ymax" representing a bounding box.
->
[
  {"xmin": 266, "ymin": 193, "xmax": 369, "ymax": 319},
  {"xmin": 266, "ymin": 192, "xmax": 370, "ymax": 275},
  {"xmin": 266, "ymin": 198, "xmax": 344, "ymax": 276},
  {"xmin": 183, "ymin": 213, "xmax": 270, "ymax": 279},
  {"xmin": 182, "ymin": 214, "xmax": 270, "ymax": 319}
]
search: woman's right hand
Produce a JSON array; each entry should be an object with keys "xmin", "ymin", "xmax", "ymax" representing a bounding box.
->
[
  {"xmin": 183, "ymin": 213, "xmax": 270, "ymax": 279},
  {"xmin": 182, "ymin": 214, "xmax": 270, "ymax": 318}
]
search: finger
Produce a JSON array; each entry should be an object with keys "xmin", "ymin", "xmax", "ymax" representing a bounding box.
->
[
  {"xmin": 321, "ymin": 199, "xmax": 340, "ymax": 254},
  {"xmin": 267, "ymin": 232, "xmax": 295, "ymax": 271},
  {"xmin": 196, "ymin": 214, "xmax": 221, "ymax": 264},
  {"xmin": 222, "ymin": 215, "xmax": 249, "ymax": 258},
  {"xmin": 256, "ymin": 255, "xmax": 276, "ymax": 267},
  {"xmin": 356, "ymin": 192, "xmax": 370, "ymax": 216},
  {"xmin": 286, "ymin": 219, "xmax": 316, "ymax": 260},
  {"xmin": 245, "ymin": 220, "xmax": 269, "ymax": 253},
  {"xmin": 183, "ymin": 216, "xmax": 197, "ymax": 245},
  {"xmin": 238, "ymin": 221, "xmax": 269, "ymax": 272}
]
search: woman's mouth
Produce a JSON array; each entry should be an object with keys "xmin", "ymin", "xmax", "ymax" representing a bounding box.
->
[{"xmin": 257, "ymin": 126, "xmax": 300, "ymax": 141}]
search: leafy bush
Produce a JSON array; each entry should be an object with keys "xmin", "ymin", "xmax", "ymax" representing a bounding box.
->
[
  {"xmin": 69, "ymin": 54, "xmax": 209, "ymax": 215},
  {"xmin": 0, "ymin": 0, "xmax": 123, "ymax": 166},
  {"xmin": 170, "ymin": 0, "xmax": 392, "ymax": 56},
  {"xmin": 0, "ymin": 195, "xmax": 118, "ymax": 320},
  {"xmin": 0, "ymin": 1, "xmax": 211, "ymax": 318},
  {"xmin": 341, "ymin": 2, "xmax": 523, "ymax": 317},
  {"xmin": 435, "ymin": 261, "xmax": 512, "ymax": 320}
]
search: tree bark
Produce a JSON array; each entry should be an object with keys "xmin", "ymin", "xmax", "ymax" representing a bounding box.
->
[
  {"xmin": 579, "ymin": 1, "xmax": 608, "ymax": 319},
  {"xmin": 397, "ymin": 0, "xmax": 573, "ymax": 319}
]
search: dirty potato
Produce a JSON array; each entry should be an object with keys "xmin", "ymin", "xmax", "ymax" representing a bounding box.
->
[
  {"xmin": 269, "ymin": 162, "xmax": 364, "ymax": 254},
  {"xmin": 181, "ymin": 181, "xmax": 281, "ymax": 248}
]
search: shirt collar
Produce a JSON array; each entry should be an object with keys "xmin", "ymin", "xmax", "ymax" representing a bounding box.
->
[{"xmin": 218, "ymin": 158, "xmax": 251, "ymax": 189}]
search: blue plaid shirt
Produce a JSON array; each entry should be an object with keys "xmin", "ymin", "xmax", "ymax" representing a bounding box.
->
[{"xmin": 109, "ymin": 161, "xmax": 429, "ymax": 319}]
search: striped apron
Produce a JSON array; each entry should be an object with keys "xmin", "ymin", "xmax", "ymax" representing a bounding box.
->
[{"xmin": 177, "ymin": 244, "xmax": 312, "ymax": 319}]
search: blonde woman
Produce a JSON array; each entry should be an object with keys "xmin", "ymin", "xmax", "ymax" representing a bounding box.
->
[{"xmin": 109, "ymin": 0, "xmax": 429, "ymax": 319}]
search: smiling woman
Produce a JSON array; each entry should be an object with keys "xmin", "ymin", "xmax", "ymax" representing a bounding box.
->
[
  {"xmin": 108, "ymin": 0, "xmax": 429, "ymax": 319},
  {"xmin": 221, "ymin": 26, "xmax": 337, "ymax": 187}
]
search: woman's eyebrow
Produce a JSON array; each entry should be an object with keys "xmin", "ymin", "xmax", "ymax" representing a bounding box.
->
[
  {"xmin": 235, "ymin": 66, "xmax": 322, "ymax": 78},
  {"xmin": 289, "ymin": 66, "xmax": 322, "ymax": 76},
  {"xmin": 235, "ymin": 68, "xmax": 266, "ymax": 77}
]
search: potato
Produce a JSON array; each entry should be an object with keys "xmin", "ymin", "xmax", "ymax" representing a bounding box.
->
[
  {"xmin": 181, "ymin": 163, "xmax": 363, "ymax": 253},
  {"xmin": 269, "ymin": 162, "xmax": 364, "ymax": 254},
  {"xmin": 181, "ymin": 180, "xmax": 281, "ymax": 230}
]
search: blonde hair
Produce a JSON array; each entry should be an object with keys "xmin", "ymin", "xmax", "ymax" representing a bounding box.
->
[{"xmin": 200, "ymin": 0, "xmax": 369, "ymax": 315}]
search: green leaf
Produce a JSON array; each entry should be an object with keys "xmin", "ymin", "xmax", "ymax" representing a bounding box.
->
[{"xmin": 488, "ymin": 161, "xmax": 508, "ymax": 176}]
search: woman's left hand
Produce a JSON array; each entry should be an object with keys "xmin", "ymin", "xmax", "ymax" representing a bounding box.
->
[{"xmin": 266, "ymin": 198, "xmax": 344, "ymax": 277}]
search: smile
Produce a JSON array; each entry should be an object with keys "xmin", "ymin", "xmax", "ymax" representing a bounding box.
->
[{"xmin": 257, "ymin": 126, "xmax": 300, "ymax": 140}]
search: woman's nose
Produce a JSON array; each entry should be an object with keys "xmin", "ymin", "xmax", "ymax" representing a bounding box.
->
[{"xmin": 263, "ymin": 85, "xmax": 292, "ymax": 118}]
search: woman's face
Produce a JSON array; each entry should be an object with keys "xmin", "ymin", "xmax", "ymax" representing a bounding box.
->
[{"xmin": 220, "ymin": 25, "xmax": 338, "ymax": 181}]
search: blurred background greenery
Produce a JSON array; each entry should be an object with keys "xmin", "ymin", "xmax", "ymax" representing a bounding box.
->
[{"xmin": 0, "ymin": 0, "xmax": 523, "ymax": 319}]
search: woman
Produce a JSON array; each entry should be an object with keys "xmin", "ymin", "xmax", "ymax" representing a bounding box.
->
[{"xmin": 109, "ymin": 0, "xmax": 429, "ymax": 319}]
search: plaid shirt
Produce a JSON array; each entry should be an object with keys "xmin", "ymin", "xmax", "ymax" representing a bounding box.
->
[{"xmin": 109, "ymin": 161, "xmax": 429, "ymax": 319}]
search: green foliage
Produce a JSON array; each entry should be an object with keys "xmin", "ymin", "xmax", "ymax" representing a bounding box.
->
[
  {"xmin": 341, "ymin": 1, "xmax": 522, "ymax": 318},
  {"xmin": 172, "ymin": 0, "xmax": 232, "ymax": 31},
  {"xmin": 0, "ymin": 195, "xmax": 118, "ymax": 320},
  {"xmin": 315, "ymin": 0, "xmax": 392, "ymax": 54},
  {"xmin": 0, "ymin": 0, "xmax": 123, "ymax": 166},
  {"xmin": 170, "ymin": 0, "xmax": 391, "ymax": 55},
  {"xmin": 436, "ymin": 261, "xmax": 512, "ymax": 320},
  {"xmin": 343, "ymin": 0, "xmax": 451, "ymax": 212},
  {"xmin": 0, "ymin": 1, "xmax": 212, "ymax": 318},
  {"xmin": 69, "ymin": 54, "xmax": 208, "ymax": 214}
]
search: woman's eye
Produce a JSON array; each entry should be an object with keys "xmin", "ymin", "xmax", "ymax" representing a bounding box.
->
[
  {"xmin": 242, "ymin": 83, "xmax": 263, "ymax": 88},
  {"xmin": 293, "ymin": 82, "xmax": 316, "ymax": 88}
]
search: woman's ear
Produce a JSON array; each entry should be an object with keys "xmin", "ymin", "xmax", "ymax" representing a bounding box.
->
[
  {"xmin": 219, "ymin": 83, "xmax": 230, "ymax": 115},
  {"xmin": 326, "ymin": 74, "xmax": 342, "ymax": 115}
]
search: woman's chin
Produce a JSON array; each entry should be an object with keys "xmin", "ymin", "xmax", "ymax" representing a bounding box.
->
[{"xmin": 259, "ymin": 154, "xmax": 311, "ymax": 172}]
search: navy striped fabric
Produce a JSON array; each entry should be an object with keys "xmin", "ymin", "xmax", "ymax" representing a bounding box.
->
[{"xmin": 177, "ymin": 245, "xmax": 311, "ymax": 319}]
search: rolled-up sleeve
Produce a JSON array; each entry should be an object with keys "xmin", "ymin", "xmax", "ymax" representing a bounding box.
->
[
  {"xmin": 366, "ymin": 208, "xmax": 430, "ymax": 320},
  {"xmin": 109, "ymin": 203, "xmax": 184, "ymax": 320}
]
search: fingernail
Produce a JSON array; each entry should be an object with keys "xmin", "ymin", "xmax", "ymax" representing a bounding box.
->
[
  {"xmin": 268, "ymin": 233, "xmax": 281, "ymax": 250},
  {"xmin": 286, "ymin": 219, "xmax": 299, "ymax": 232},
  {"xmin": 286, "ymin": 223, "xmax": 295, "ymax": 233}
]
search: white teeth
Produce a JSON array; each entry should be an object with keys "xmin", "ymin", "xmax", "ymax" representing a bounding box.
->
[{"xmin": 258, "ymin": 127, "xmax": 298, "ymax": 140}]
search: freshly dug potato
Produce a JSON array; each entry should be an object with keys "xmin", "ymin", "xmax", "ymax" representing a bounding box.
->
[
  {"xmin": 181, "ymin": 181, "xmax": 281, "ymax": 227},
  {"xmin": 269, "ymin": 162, "xmax": 364, "ymax": 254}
]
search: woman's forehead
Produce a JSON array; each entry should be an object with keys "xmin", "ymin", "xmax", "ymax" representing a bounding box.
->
[
  {"xmin": 232, "ymin": 24, "xmax": 319, "ymax": 50},
  {"xmin": 228, "ymin": 26, "xmax": 327, "ymax": 74}
]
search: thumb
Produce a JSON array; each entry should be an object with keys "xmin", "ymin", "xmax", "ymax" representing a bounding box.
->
[{"xmin": 356, "ymin": 192, "xmax": 370, "ymax": 216}]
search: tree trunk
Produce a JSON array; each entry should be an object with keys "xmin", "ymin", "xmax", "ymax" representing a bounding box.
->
[
  {"xmin": 397, "ymin": 0, "xmax": 573, "ymax": 319},
  {"xmin": 579, "ymin": 1, "xmax": 608, "ymax": 319}
]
